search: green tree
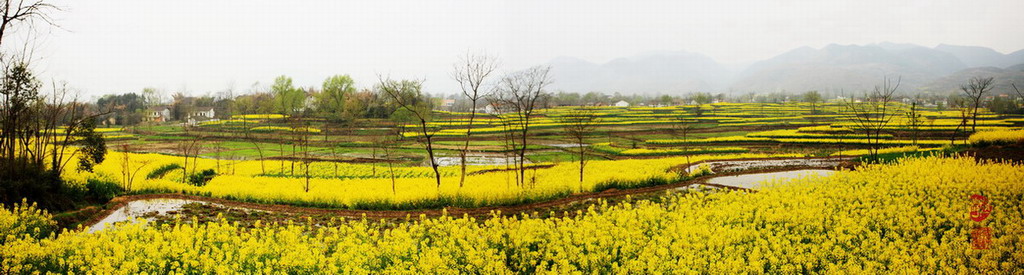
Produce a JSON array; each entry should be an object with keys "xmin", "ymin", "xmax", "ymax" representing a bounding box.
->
[
  {"xmin": 317, "ymin": 75, "xmax": 356, "ymax": 120},
  {"xmin": 74, "ymin": 120, "xmax": 106, "ymax": 172},
  {"xmin": 378, "ymin": 78, "xmax": 441, "ymax": 189},
  {"xmin": 344, "ymin": 90, "xmax": 370, "ymax": 119},
  {"xmin": 142, "ymin": 87, "xmax": 162, "ymax": 107},
  {"xmin": 389, "ymin": 107, "xmax": 416, "ymax": 136},
  {"xmin": 96, "ymin": 93, "xmax": 147, "ymax": 125},
  {"xmin": 659, "ymin": 95, "xmax": 674, "ymax": 106},
  {"xmin": 690, "ymin": 92, "xmax": 712, "ymax": 105},
  {"xmin": 272, "ymin": 75, "xmax": 304, "ymax": 115},
  {"xmin": 803, "ymin": 90, "xmax": 822, "ymax": 114}
]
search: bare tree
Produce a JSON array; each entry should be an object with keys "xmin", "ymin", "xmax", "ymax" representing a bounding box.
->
[
  {"xmin": 904, "ymin": 102, "xmax": 924, "ymax": 146},
  {"xmin": 0, "ymin": 60, "xmax": 40, "ymax": 176},
  {"xmin": 960, "ymin": 76, "xmax": 994, "ymax": 132},
  {"xmin": 673, "ymin": 105, "xmax": 703, "ymax": 174},
  {"xmin": 243, "ymin": 117, "xmax": 267, "ymax": 174},
  {"xmin": 379, "ymin": 128, "xmax": 400, "ymax": 195},
  {"xmin": 278, "ymin": 141, "xmax": 285, "ymax": 173},
  {"xmin": 0, "ymin": 1, "xmax": 79, "ymax": 206},
  {"xmin": 950, "ymin": 97, "xmax": 971, "ymax": 145},
  {"xmin": 1013, "ymin": 83, "xmax": 1023, "ymax": 105},
  {"xmin": 489, "ymin": 66, "xmax": 552, "ymax": 189},
  {"xmin": 213, "ymin": 140, "xmax": 222, "ymax": 173},
  {"xmin": 803, "ymin": 90, "xmax": 822, "ymax": 115},
  {"xmin": 239, "ymin": 84, "xmax": 268, "ymax": 174},
  {"xmin": 0, "ymin": 0, "xmax": 58, "ymax": 171},
  {"xmin": 377, "ymin": 77, "xmax": 442, "ymax": 189},
  {"xmin": 326, "ymin": 122, "xmax": 339, "ymax": 177},
  {"xmin": 177, "ymin": 123, "xmax": 203, "ymax": 182},
  {"xmin": 44, "ymin": 82, "xmax": 108, "ymax": 175},
  {"xmin": 118, "ymin": 144, "xmax": 152, "ymax": 192},
  {"xmin": 1, "ymin": 67, "xmax": 110, "ymax": 206},
  {"xmin": 288, "ymin": 117, "xmax": 303, "ymax": 176},
  {"xmin": 370, "ymin": 136, "xmax": 378, "ymax": 177},
  {"xmin": 832, "ymin": 94, "xmax": 850, "ymax": 159},
  {"xmin": 490, "ymin": 110, "xmax": 517, "ymax": 188},
  {"xmin": 296, "ymin": 119, "xmax": 313, "ymax": 192},
  {"xmin": 0, "ymin": 0, "xmax": 58, "ymax": 48},
  {"xmin": 557, "ymin": 107, "xmax": 597, "ymax": 189},
  {"xmin": 451, "ymin": 52, "xmax": 498, "ymax": 188},
  {"xmin": 845, "ymin": 76, "xmax": 900, "ymax": 160}
]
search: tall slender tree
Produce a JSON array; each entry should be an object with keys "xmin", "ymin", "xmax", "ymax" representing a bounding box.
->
[
  {"xmin": 904, "ymin": 102, "xmax": 924, "ymax": 146},
  {"xmin": 845, "ymin": 76, "xmax": 900, "ymax": 160},
  {"xmin": 803, "ymin": 90, "xmax": 822, "ymax": 115},
  {"xmin": 960, "ymin": 76, "xmax": 994, "ymax": 132},
  {"xmin": 451, "ymin": 52, "xmax": 498, "ymax": 188},
  {"xmin": 557, "ymin": 107, "xmax": 597, "ymax": 188},
  {"xmin": 377, "ymin": 77, "xmax": 442, "ymax": 189},
  {"xmin": 490, "ymin": 66, "xmax": 552, "ymax": 189}
]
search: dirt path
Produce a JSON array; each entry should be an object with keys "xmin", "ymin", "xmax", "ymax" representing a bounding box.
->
[{"xmin": 82, "ymin": 158, "xmax": 854, "ymax": 227}]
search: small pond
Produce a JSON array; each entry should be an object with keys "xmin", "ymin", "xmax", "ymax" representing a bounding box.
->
[
  {"xmin": 684, "ymin": 158, "xmax": 847, "ymax": 174},
  {"xmin": 90, "ymin": 199, "xmax": 213, "ymax": 233},
  {"xmin": 704, "ymin": 169, "xmax": 835, "ymax": 190},
  {"xmin": 433, "ymin": 156, "xmax": 532, "ymax": 167},
  {"xmin": 547, "ymin": 143, "xmax": 588, "ymax": 148}
]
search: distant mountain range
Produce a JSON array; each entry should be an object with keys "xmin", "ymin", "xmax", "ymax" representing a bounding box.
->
[{"xmin": 545, "ymin": 43, "xmax": 1024, "ymax": 95}]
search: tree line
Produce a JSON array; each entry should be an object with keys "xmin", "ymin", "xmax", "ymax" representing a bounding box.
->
[{"xmin": 0, "ymin": 0, "xmax": 109, "ymax": 211}]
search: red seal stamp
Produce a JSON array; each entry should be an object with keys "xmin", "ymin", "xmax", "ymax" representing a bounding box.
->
[
  {"xmin": 969, "ymin": 194, "xmax": 992, "ymax": 222},
  {"xmin": 970, "ymin": 227, "xmax": 992, "ymax": 250}
]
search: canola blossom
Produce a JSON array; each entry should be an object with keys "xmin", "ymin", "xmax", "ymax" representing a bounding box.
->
[
  {"xmin": 746, "ymin": 129, "xmax": 891, "ymax": 139},
  {"xmin": 64, "ymin": 150, "xmax": 800, "ymax": 209},
  {"xmin": 0, "ymin": 200, "xmax": 56, "ymax": 244},
  {"xmin": 829, "ymin": 146, "xmax": 930, "ymax": 156},
  {"xmin": 590, "ymin": 143, "xmax": 748, "ymax": 156},
  {"xmin": 968, "ymin": 129, "xmax": 1024, "ymax": 145},
  {"xmin": 2, "ymin": 156, "xmax": 1021, "ymax": 273},
  {"xmin": 231, "ymin": 114, "xmax": 288, "ymax": 119},
  {"xmin": 648, "ymin": 136, "xmax": 951, "ymax": 146},
  {"xmin": 250, "ymin": 126, "xmax": 322, "ymax": 133}
]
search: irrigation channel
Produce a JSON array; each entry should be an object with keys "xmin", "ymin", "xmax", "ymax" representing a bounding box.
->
[{"xmin": 87, "ymin": 157, "xmax": 852, "ymax": 232}]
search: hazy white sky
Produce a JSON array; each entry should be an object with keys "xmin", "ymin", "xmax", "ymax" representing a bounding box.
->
[{"xmin": 18, "ymin": 0, "xmax": 1024, "ymax": 98}]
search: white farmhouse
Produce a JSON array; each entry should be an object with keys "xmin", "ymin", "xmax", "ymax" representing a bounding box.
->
[
  {"xmin": 146, "ymin": 106, "xmax": 172, "ymax": 122},
  {"xmin": 614, "ymin": 100, "xmax": 630, "ymax": 107},
  {"xmin": 189, "ymin": 107, "xmax": 215, "ymax": 119}
]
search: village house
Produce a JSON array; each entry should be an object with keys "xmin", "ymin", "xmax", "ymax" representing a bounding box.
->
[
  {"xmin": 185, "ymin": 107, "xmax": 216, "ymax": 125},
  {"xmin": 145, "ymin": 106, "xmax": 172, "ymax": 122},
  {"xmin": 475, "ymin": 102, "xmax": 507, "ymax": 114},
  {"xmin": 441, "ymin": 99, "xmax": 456, "ymax": 110},
  {"xmin": 188, "ymin": 107, "xmax": 215, "ymax": 119}
]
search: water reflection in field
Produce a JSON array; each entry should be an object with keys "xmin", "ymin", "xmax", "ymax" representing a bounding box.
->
[{"xmin": 705, "ymin": 169, "xmax": 836, "ymax": 190}]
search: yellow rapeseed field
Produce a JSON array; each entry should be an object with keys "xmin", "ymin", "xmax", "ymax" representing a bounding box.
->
[
  {"xmin": 2, "ymin": 156, "xmax": 1021, "ymax": 273},
  {"xmin": 64, "ymin": 151, "xmax": 800, "ymax": 208},
  {"xmin": 969, "ymin": 129, "xmax": 1024, "ymax": 145}
]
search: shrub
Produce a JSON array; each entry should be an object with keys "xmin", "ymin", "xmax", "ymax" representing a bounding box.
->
[
  {"xmin": 85, "ymin": 179, "xmax": 124, "ymax": 201},
  {"xmin": 689, "ymin": 163, "xmax": 712, "ymax": 177},
  {"xmin": 592, "ymin": 176, "xmax": 675, "ymax": 192},
  {"xmin": 187, "ymin": 169, "xmax": 217, "ymax": 187},
  {"xmin": 147, "ymin": 163, "xmax": 183, "ymax": 179}
]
